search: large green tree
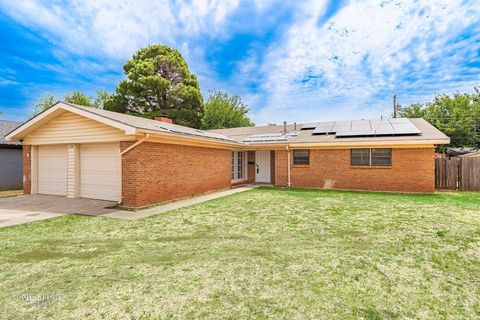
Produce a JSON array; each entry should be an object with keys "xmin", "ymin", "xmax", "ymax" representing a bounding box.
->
[
  {"xmin": 202, "ymin": 90, "xmax": 254, "ymax": 129},
  {"xmin": 106, "ymin": 45, "xmax": 204, "ymax": 128},
  {"xmin": 399, "ymin": 88, "xmax": 480, "ymax": 150}
]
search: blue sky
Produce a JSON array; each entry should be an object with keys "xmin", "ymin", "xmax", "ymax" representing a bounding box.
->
[{"xmin": 0, "ymin": 0, "xmax": 479, "ymax": 125}]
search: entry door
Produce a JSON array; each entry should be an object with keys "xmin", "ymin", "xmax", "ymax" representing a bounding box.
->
[{"xmin": 256, "ymin": 151, "xmax": 271, "ymax": 183}]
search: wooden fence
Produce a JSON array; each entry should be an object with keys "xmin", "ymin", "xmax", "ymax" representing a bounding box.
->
[{"xmin": 435, "ymin": 157, "xmax": 480, "ymax": 190}]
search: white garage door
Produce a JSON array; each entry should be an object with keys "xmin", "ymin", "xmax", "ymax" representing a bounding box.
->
[
  {"xmin": 38, "ymin": 145, "xmax": 68, "ymax": 196},
  {"xmin": 80, "ymin": 143, "xmax": 121, "ymax": 201}
]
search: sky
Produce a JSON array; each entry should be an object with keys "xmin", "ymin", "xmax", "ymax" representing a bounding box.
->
[{"xmin": 0, "ymin": 0, "xmax": 479, "ymax": 125}]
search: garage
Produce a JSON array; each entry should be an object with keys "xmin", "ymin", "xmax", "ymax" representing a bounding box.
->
[
  {"xmin": 80, "ymin": 143, "xmax": 121, "ymax": 202},
  {"xmin": 38, "ymin": 145, "xmax": 68, "ymax": 196}
]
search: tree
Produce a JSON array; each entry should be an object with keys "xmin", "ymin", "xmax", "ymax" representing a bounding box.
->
[
  {"xmin": 94, "ymin": 90, "xmax": 112, "ymax": 109},
  {"xmin": 33, "ymin": 93, "xmax": 56, "ymax": 115},
  {"xmin": 202, "ymin": 90, "xmax": 254, "ymax": 129},
  {"xmin": 64, "ymin": 91, "xmax": 94, "ymax": 107},
  {"xmin": 106, "ymin": 45, "xmax": 204, "ymax": 128},
  {"xmin": 399, "ymin": 88, "xmax": 480, "ymax": 150},
  {"xmin": 32, "ymin": 91, "xmax": 111, "ymax": 115}
]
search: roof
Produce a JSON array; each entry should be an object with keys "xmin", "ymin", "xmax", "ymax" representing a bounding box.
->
[
  {"xmin": 209, "ymin": 118, "xmax": 450, "ymax": 147},
  {"xmin": 6, "ymin": 101, "xmax": 240, "ymax": 145},
  {"xmin": 0, "ymin": 120, "xmax": 22, "ymax": 145},
  {"xmin": 6, "ymin": 101, "xmax": 450, "ymax": 148}
]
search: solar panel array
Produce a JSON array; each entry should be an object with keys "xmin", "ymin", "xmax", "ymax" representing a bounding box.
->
[
  {"xmin": 243, "ymin": 132, "xmax": 299, "ymax": 142},
  {"xmin": 310, "ymin": 118, "xmax": 421, "ymax": 137},
  {"xmin": 153, "ymin": 123, "xmax": 239, "ymax": 142}
]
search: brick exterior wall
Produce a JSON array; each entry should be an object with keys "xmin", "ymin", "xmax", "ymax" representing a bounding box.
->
[
  {"xmin": 120, "ymin": 142, "xmax": 231, "ymax": 207},
  {"xmin": 22, "ymin": 145, "xmax": 31, "ymax": 195},
  {"xmin": 274, "ymin": 148, "xmax": 435, "ymax": 193}
]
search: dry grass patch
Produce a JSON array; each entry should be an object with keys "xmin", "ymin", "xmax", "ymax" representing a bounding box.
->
[
  {"xmin": 0, "ymin": 190, "xmax": 23, "ymax": 198},
  {"xmin": 0, "ymin": 188, "xmax": 479, "ymax": 319}
]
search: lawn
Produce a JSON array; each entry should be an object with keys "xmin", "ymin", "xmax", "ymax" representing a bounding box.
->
[{"xmin": 0, "ymin": 188, "xmax": 479, "ymax": 319}]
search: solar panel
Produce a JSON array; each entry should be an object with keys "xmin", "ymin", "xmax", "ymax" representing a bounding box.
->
[
  {"xmin": 301, "ymin": 123, "xmax": 319, "ymax": 130},
  {"xmin": 331, "ymin": 120, "xmax": 351, "ymax": 132},
  {"xmin": 243, "ymin": 133, "xmax": 288, "ymax": 142},
  {"xmin": 243, "ymin": 131, "xmax": 300, "ymax": 142},
  {"xmin": 350, "ymin": 119, "xmax": 371, "ymax": 132},
  {"xmin": 312, "ymin": 121, "xmax": 335, "ymax": 134}
]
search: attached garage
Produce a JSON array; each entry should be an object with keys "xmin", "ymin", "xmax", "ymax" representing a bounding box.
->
[{"xmin": 6, "ymin": 101, "xmax": 239, "ymax": 207}]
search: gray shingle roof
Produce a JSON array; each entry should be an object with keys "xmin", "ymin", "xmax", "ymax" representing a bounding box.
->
[
  {"xmin": 0, "ymin": 120, "xmax": 22, "ymax": 145},
  {"xmin": 63, "ymin": 102, "xmax": 240, "ymax": 144}
]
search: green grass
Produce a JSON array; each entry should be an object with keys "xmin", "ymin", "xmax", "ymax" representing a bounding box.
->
[
  {"xmin": 0, "ymin": 187, "xmax": 479, "ymax": 319},
  {"xmin": 0, "ymin": 189, "xmax": 23, "ymax": 198}
]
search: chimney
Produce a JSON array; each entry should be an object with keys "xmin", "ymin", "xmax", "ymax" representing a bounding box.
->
[
  {"xmin": 393, "ymin": 94, "xmax": 397, "ymax": 118},
  {"xmin": 154, "ymin": 115, "xmax": 173, "ymax": 124}
]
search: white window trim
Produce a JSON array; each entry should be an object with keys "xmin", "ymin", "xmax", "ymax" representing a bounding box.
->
[{"xmin": 231, "ymin": 151, "xmax": 248, "ymax": 182}]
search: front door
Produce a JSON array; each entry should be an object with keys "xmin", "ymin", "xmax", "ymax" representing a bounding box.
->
[{"xmin": 255, "ymin": 151, "xmax": 271, "ymax": 183}]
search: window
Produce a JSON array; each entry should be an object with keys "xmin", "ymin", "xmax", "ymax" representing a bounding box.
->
[
  {"xmin": 371, "ymin": 148, "xmax": 392, "ymax": 166},
  {"xmin": 351, "ymin": 148, "xmax": 392, "ymax": 166},
  {"xmin": 293, "ymin": 149, "xmax": 310, "ymax": 165},
  {"xmin": 231, "ymin": 151, "xmax": 246, "ymax": 180},
  {"xmin": 351, "ymin": 149, "xmax": 370, "ymax": 166}
]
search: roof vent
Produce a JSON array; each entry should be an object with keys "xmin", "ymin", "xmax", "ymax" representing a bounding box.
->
[{"xmin": 154, "ymin": 115, "xmax": 173, "ymax": 124}]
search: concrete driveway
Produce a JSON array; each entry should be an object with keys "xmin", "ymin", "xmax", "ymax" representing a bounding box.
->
[{"xmin": 0, "ymin": 195, "xmax": 117, "ymax": 227}]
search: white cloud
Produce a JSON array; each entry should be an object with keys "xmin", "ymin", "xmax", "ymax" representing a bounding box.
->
[
  {"xmin": 0, "ymin": 0, "xmax": 255, "ymax": 59},
  {"xmin": 251, "ymin": 0, "xmax": 480, "ymax": 124},
  {"xmin": 1, "ymin": 0, "xmax": 479, "ymax": 124}
]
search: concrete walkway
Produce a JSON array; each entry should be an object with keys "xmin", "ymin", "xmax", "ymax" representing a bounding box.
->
[
  {"xmin": 0, "ymin": 186, "xmax": 256, "ymax": 227},
  {"xmin": 101, "ymin": 186, "xmax": 257, "ymax": 220}
]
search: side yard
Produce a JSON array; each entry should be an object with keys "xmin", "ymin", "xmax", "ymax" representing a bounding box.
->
[{"xmin": 0, "ymin": 187, "xmax": 479, "ymax": 319}]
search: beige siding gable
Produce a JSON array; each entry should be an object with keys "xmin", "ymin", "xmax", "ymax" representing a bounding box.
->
[{"xmin": 23, "ymin": 111, "xmax": 135, "ymax": 145}]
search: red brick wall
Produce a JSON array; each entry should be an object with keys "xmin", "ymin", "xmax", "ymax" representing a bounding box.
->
[
  {"xmin": 270, "ymin": 151, "xmax": 276, "ymax": 185},
  {"xmin": 23, "ymin": 145, "xmax": 31, "ymax": 195},
  {"xmin": 120, "ymin": 142, "xmax": 231, "ymax": 207},
  {"xmin": 275, "ymin": 148, "xmax": 435, "ymax": 193}
]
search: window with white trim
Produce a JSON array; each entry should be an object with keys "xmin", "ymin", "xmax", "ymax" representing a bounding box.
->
[
  {"xmin": 351, "ymin": 148, "xmax": 392, "ymax": 166},
  {"xmin": 231, "ymin": 151, "xmax": 246, "ymax": 180}
]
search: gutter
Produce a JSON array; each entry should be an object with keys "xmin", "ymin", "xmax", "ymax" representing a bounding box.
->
[
  {"xmin": 121, "ymin": 133, "xmax": 150, "ymax": 155},
  {"xmin": 286, "ymin": 145, "xmax": 291, "ymax": 187}
]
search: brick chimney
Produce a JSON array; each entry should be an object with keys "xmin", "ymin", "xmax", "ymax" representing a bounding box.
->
[{"xmin": 154, "ymin": 115, "xmax": 173, "ymax": 124}]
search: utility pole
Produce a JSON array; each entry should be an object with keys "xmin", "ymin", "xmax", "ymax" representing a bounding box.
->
[{"xmin": 393, "ymin": 94, "xmax": 397, "ymax": 118}]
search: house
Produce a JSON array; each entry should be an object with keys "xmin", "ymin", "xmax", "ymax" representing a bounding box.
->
[
  {"xmin": 0, "ymin": 120, "xmax": 23, "ymax": 191},
  {"xmin": 6, "ymin": 101, "xmax": 450, "ymax": 207}
]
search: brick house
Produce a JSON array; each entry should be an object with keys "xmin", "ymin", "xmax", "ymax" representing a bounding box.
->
[{"xmin": 6, "ymin": 101, "xmax": 449, "ymax": 207}]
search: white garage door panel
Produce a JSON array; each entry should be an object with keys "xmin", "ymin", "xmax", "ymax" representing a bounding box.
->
[
  {"xmin": 80, "ymin": 143, "xmax": 120, "ymax": 201},
  {"xmin": 38, "ymin": 145, "xmax": 68, "ymax": 196}
]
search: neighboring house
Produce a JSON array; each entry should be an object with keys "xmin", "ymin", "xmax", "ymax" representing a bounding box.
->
[
  {"xmin": 6, "ymin": 101, "xmax": 450, "ymax": 207},
  {"xmin": 0, "ymin": 120, "xmax": 23, "ymax": 191}
]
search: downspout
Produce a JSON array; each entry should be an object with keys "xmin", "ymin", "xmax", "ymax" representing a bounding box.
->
[
  {"xmin": 286, "ymin": 145, "xmax": 291, "ymax": 187},
  {"xmin": 121, "ymin": 133, "xmax": 150, "ymax": 155}
]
